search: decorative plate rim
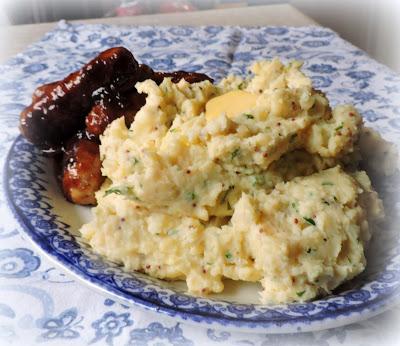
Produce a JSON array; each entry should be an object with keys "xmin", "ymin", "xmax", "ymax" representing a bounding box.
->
[{"xmin": 4, "ymin": 135, "xmax": 400, "ymax": 333}]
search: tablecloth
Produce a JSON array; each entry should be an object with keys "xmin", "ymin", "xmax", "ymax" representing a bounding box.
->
[{"xmin": 0, "ymin": 20, "xmax": 400, "ymax": 346}]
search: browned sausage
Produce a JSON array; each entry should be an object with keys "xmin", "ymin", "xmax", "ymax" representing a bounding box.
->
[
  {"xmin": 85, "ymin": 89, "xmax": 147, "ymax": 138},
  {"xmin": 20, "ymin": 47, "xmax": 140, "ymax": 153},
  {"xmin": 153, "ymin": 70, "xmax": 213, "ymax": 84},
  {"xmin": 61, "ymin": 134, "xmax": 105, "ymax": 205}
]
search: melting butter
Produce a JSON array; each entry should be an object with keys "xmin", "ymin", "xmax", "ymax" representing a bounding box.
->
[{"xmin": 205, "ymin": 90, "xmax": 258, "ymax": 121}]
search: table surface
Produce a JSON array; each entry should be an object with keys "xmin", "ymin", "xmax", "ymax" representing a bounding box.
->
[{"xmin": 0, "ymin": 4, "xmax": 318, "ymax": 64}]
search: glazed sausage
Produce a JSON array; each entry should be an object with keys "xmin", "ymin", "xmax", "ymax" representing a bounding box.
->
[
  {"xmin": 85, "ymin": 88, "xmax": 147, "ymax": 138},
  {"xmin": 20, "ymin": 47, "xmax": 140, "ymax": 153},
  {"xmin": 153, "ymin": 70, "xmax": 213, "ymax": 84},
  {"xmin": 61, "ymin": 134, "xmax": 104, "ymax": 205}
]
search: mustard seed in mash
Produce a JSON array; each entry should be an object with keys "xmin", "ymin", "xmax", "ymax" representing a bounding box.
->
[{"xmin": 80, "ymin": 58, "xmax": 384, "ymax": 304}]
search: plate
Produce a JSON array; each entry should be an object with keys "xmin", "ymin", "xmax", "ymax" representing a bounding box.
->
[
  {"xmin": 4, "ymin": 135, "xmax": 400, "ymax": 333},
  {"xmin": 3, "ymin": 23, "xmax": 400, "ymax": 334}
]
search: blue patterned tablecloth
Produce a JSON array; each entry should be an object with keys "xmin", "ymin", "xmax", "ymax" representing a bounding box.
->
[{"xmin": 0, "ymin": 21, "xmax": 400, "ymax": 346}]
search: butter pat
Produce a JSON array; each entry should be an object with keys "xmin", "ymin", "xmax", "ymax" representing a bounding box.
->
[{"xmin": 205, "ymin": 90, "xmax": 258, "ymax": 121}]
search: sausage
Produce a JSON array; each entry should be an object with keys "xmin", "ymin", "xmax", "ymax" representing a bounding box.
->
[
  {"xmin": 61, "ymin": 133, "xmax": 104, "ymax": 205},
  {"xmin": 85, "ymin": 88, "xmax": 147, "ymax": 138},
  {"xmin": 153, "ymin": 70, "xmax": 213, "ymax": 84},
  {"xmin": 20, "ymin": 47, "xmax": 140, "ymax": 153}
]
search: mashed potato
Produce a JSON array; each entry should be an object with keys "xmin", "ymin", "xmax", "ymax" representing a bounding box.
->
[{"xmin": 80, "ymin": 58, "xmax": 384, "ymax": 304}]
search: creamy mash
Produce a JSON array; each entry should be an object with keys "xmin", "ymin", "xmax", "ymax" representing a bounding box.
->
[{"xmin": 80, "ymin": 59, "xmax": 384, "ymax": 304}]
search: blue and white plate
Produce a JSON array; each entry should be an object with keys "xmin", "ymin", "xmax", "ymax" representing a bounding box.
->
[{"xmin": 3, "ymin": 23, "xmax": 400, "ymax": 333}]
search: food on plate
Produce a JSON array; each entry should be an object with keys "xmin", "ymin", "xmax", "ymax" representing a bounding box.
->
[
  {"xmin": 79, "ymin": 58, "xmax": 384, "ymax": 303},
  {"xmin": 19, "ymin": 47, "xmax": 212, "ymax": 205},
  {"xmin": 20, "ymin": 47, "xmax": 139, "ymax": 153},
  {"xmin": 61, "ymin": 133, "xmax": 104, "ymax": 205}
]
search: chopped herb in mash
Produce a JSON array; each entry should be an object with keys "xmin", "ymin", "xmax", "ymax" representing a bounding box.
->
[
  {"xmin": 335, "ymin": 122, "xmax": 344, "ymax": 131},
  {"xmin": 185, "ymin": 191, "xmax": 197, "ymax": 201},
  {"xmin": 231, "ymin": 148, "xmax": 240, "ymax": 160},
  {"xmin": 322, "ymin": 181, "xmax": 334, "ymax": 186},
  {"xmin": 303, "ymin": 217, "xmax": 316, "ymax": 226},
  {"xmin": 225, "ymin": 251, "xmax": 233, "ymax": 260},
  {"xmin": 296, "ymin": 290, "xmax": 305, "ymax": 297},
  {"xmin": 104, "ymin": 186, "xmax": 140, "ymax": 201},
  {"xmin": 104, "ymin": 187, "xmax": 124, "ymax": 196}
]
